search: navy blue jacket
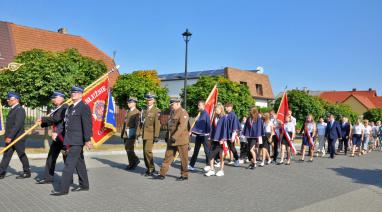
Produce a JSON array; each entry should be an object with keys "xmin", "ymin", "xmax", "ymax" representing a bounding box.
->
[
  {"xmin": 210, "ymin": 115, "xmax": 228, "ymax": 142},
  {"xmin": 5, "ymin": 104, "xmax": 26, "ymax": 141},
  {"xmin": 325, "ymin": 120, "xmax": 342, "ymax": 140},
  {"xmin": 191, "ymin": 110, "xmax": 211, "ymax": 135},
  {"xmin": 226, "ymin": 111, "xmax": 241, "ymax": 140},
  {"xmin": 340, "ymin": 122, "xmax": 351, "ymax": 138},
  {"xmin": 63, "ymin": 101, "xmax": 93, "ymax": 146},
  {"xmin": 243, "ymin": 115, "xmax": 264, "ymax": 138}
]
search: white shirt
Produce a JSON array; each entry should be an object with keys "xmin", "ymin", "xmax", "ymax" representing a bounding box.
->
[
  {"xmin": 317, "ymin": 122, "xmax": 327, "ymax": 136},
  {"xmin": 73, "ymin": 100, "xmax": 81, "ymax": 108},
  {"xmin": 364, "ymin": 125, "xmax": 372, "ymax": 135},
  {"xmin": 353, "ymin": 124, "xmax": 364, "ymax": 135},
  {"xmin": 291, "ymin": 116, "xmax": 297, "ymax": 127},
  {"xmin": 304, "ymin": 122, "xmax": 315, "ymax": 134},
  {"xmin": 264, "ymin": 122, "xmax": 274, "ymax": 133},
  {"xmin": 285, "ymin": 122, "xmax": 295, "ymax": 133}
]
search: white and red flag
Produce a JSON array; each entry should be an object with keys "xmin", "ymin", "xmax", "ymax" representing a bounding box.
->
[{"xmin": 276, "ymin": 92, "xmax": 297, "ymax": 155}]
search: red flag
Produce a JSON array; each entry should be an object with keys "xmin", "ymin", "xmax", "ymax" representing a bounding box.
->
[
  {"xmin": 276, "ymin": 92, "xmax": 297, "ymax": 155},
  {"xmin": 204, "ymin": 85, "xmax": 218, "ymax": 119},
  {"xmin": 82, "ymin": 77, "xmax": 116, "ymax": 147},
  {"xmin": 277, "ymin": 92, "xmax": 289, "ymax": 124}
]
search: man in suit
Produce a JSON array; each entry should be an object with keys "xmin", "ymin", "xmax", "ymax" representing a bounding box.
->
[
  {"xmin": 0, "ymin": 92, "xmax": 30, "ymax": 179},
  {"xmin": 155, "ymin": 97, "xmax": 189, "ymax": 181},
  {"xmin": 121, "ymin": 97, "xmax": 140, "ymax": 170},
  {"xmin": 51, "ymin": 86, "xmax": 93, "ymax": 196},
  {"xmin": 36, "ymin": 91, "xmax": 68, "ymax": 184},
  {"xmin": 338, "ymin": 117, "xmax": 351, "ymax": 155},
  {"xmin": 137, "ymin": 92, "xmax": 161, "ymax": 176},
  {"xmin": 325, "ymin": 114, "xmax": 342, "ymax": 159}
]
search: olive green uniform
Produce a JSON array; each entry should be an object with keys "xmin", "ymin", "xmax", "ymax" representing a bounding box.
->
[
  {"xmin": 121, "ymin": 108, "xmax": 140, "ymax": 167},
  {"xmin": 138, "ymin": 106, "xmax": 161, "ymax": 173},
  {"xmin": 159, "ymin": 107, "xmax": 190, "ymax": 177}
]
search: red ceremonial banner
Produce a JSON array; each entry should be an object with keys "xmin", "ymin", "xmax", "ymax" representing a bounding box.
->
[
  {"xmin": 82, "ymin": 77, "xmax": 115, "ymax": 146},
  {"xmin": 205, "ymin": 85, "xmax": 218, "ymax": 119}
]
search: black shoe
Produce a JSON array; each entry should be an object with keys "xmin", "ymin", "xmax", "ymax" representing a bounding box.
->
[
  {"xmin": 248, "ymin": 164, "xmax": 254, "ymax": 169},
  {"xmin": 153, "ymin": 175, "xmax": 165, "ymax": 180},
  {"xmin": 0, "ymin": 172, "xmax": 5, "ymax": 179},
  {"xmin": 50, "ymin": 191, "xmax": 68, "ymax": 196},
  {"xmin": 71, "ymin": 186, "xmax": 89, "ymax": 192},
  {"xmin": 16, "ymin": 172, "xmax": 31, "ymax": 179},
  {"xmin": 129, "ymin": 161, "xmax": 140, "ymax": 170},
  {"xmin": 144, "ymin": 170, "xmax": 156, "ymax": 177},
  {"xmin": 176, "ymin": 176, "xmax": 188, "ymax": 181},
  {"xmin": 36, "ymin": 179, "xmax": 53, "ymax": 184}
]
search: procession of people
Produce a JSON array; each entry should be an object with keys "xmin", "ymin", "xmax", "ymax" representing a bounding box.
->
[{"xmin": 0, "ymin": 89, "xmax": 381, "ymax": 196}]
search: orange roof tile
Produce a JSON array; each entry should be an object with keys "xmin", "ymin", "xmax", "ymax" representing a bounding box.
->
[
  {"xmin": 320, "ymin": 90, "xmax": 382, "ymax": 109},
  {"xmin": 1, "ymin": 21, "xmax": 119, "ymax": 85}
]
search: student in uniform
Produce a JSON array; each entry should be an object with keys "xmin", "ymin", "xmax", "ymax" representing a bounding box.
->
[
  {"xmin": 300, "ymin": 115, "xmax": 316, "ymax": 162},
  {"xmin": 239, "ymin": 116, "xmax": 248, "ymax": 164},
  {"xmin": 205, "ymin": 103, "xmax": 228, "ymax": 177},
  {"xmin": 279, "ymin": 116, "xmax": 295, "ymax": 165},
  {"xmin": 260, "ymin": 113, "xmax": 273, "ymax": 166},
  {"xmin": 351, "ymin": 119, "xmax": 364, "ymax": 157},
  {"xmin": 243, "ymin": 106, "xmax": 264, "ymax": 169},
  {"xmin": 189, "ymin": 100, "xmax": 211, "ymax": 172},
  {"xmin": 224, "ymin": 103, "xmax": 241, "ymax": 167}
]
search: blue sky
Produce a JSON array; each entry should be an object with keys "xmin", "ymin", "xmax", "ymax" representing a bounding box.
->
[{"xmin": 1, "ymin": 0, "xmax": 381, "ymax": 95}]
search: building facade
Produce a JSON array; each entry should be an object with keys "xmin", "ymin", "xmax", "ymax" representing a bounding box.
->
[{"xmin": 159, "ymin": 67, "xmax": 274, "ymax": 107}]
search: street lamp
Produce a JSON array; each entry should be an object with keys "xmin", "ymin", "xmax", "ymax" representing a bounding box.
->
[{"xmin": 182, "ymin": 28, "xmax": 192, "ymax": 110}]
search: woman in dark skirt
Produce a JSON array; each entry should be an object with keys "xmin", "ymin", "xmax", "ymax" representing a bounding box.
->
[
  {"xmin": 279, "ymin": 116, "xmax": 295, "ymax": 165},
  {"xmin": 300, "ymin": 115, "xmax": 316, "ymax": 162},
  {"xmin": 205, "ymin": 103, "xmax": 229, "ymax": 177},
  {"xmin": 243, "ymin": 106, "xmax": 264, "ymax": 169},
  {"xmin": 260, "ymin": 113, "xmax": 273, "ymax": 166}
]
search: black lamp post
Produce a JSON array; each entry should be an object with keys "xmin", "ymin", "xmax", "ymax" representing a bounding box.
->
[{"xmin": 182, "ymin": 29, "xmax": 192, "ymax": 110}]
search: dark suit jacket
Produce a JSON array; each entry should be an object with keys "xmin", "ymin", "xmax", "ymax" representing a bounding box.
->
[
  {"xmin": 41, "ymin": 104, "xmax": 68, "ymax": 139},
  {"xmin": 325, "ymin": 120, "xmax": 342, "ymax": 140},
  {"xmin": 340, "ymin": 122, "xmax": 351, "ymax": 139},
  {"xmin": 63, "ymin": 101, "xmax": 92, "ymax": 146},
  {"xmin": 5, "ymin": 104, "xmax": 26, "ymax": 141}
]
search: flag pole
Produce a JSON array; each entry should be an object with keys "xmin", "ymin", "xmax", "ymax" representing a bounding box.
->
[
  {"xmin": 173, "ymin": 84, "xmax": 217, "ymax": 163},
  {"xmin": 0, "ymin": 67, "xmax": 118, "ymax": 155}
]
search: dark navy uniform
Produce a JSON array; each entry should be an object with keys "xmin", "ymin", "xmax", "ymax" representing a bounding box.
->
[
  {"xmin": 40, "ymin": 103, "xmax": 68, "ymax": 182},
  {"xmin": 226, "ymin": 111, "xmax": 241, "ymax": 161},
  {"xmin": 59, "ymin": 100, "xmax": 92, "ymax": 193},
  {"xmin": 0, "ymin": 92, "xmax": 30, "ymax": 179},
  {"xmin": 189, "ymin": 110, "xmax": 211, "ymax": 167},
  {"xmin": 208, "ymin": 115, "xmax": 229, "ymax": 162}
]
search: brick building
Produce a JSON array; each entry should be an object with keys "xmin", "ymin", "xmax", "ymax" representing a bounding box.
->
[{"xmin": 159, "ymin": 67, "xmax": 274, "ymax": 107}]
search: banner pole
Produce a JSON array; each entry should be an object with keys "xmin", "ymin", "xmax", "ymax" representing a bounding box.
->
[{"xmin": 0, "ymin": 66, "xmax": 118, "ymax": 155}]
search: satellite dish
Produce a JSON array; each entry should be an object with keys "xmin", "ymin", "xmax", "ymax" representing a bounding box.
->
[{"xmin": 256, "ymin": 66, "xmax": 264, "ymax": 74}]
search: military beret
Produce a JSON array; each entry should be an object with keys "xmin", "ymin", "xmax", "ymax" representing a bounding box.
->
[
  {"xmin": 7, "ymin": 92, "xmax": 20, "ymax": 100},
  {"xmin": 70, "ymin": 86, "xmax": 84, "ymax": 93},
  {"xmin": 145, "ymin": 92, "xmax": 156, "ymax": 100},
  {"xmin": 127, "ymin": 96, "xmax": 138, "ymax": 103},
  {"xmin": 51, "ymin": 91, "xmax": 65, "ymax": 99}
]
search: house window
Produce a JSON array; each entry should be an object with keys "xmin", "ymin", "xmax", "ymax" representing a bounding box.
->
[
  {"xmin": 256, "ymin": 84, "xmax": 263, "ymax": 96},
  {"xmin": 240, "ymin": 81, "xmax": 247, "ymax": 86}
]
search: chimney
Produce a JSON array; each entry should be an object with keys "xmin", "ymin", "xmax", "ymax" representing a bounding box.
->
[
  {"xmin": 369, "ymin": 88, "xmax": 373, "ymax": 92},
  {"xmin": 352, "ymin": 88, "xmax": 356, "ymax": 92},
  {"xmin": 58, "ymin": 28, "xmax": 68, "ymax": 34}
]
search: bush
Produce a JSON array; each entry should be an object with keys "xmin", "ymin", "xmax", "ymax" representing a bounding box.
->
[{"xmin": 363, "ymin": 108, "xmax": 382, "ymax": 123}]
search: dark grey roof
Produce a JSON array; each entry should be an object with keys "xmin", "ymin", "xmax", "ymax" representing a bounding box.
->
[{"xmin": 158, "ymin": 69, "xmax": 225, "ymax": 81}]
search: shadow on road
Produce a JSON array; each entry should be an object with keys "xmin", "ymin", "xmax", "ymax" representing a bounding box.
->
[
  {"xmin": 91, "ymin": 157, "xmax": 147, "ymax": 175},
  {"xmin": 330, "ymin": 167, "xmax": 382, "ymax": 188}
]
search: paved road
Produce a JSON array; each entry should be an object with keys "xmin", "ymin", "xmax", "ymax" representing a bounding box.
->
[{"xmin": 0, "ymin": 149, "xmax": 381, "ymax": 212}]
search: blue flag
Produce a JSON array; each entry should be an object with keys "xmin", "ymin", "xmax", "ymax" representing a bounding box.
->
[{"xmin": 104, "ymin": 91, "xmax": 117, "ymax": 132}]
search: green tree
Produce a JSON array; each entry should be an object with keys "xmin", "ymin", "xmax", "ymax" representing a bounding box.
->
[
  {"xmin": 112, "ymin": 71, "xmax": 169, "ymax": 110},
  {"xmin": 321, "ymin": 100, "xmax": 358, "ymax": 123},
  {"xmin": 0, "ymin": 48, "xmax": 107, "ymax": 108},
  {"xmin": 274, "ymin": 90, "xmax": 325, "ymax": 125},
  {"xmin": 181, "ymin": 76, "xmax": 255, "ymax": 118},
  {"xmin": 363, "ymin": 108, "xmax": 382, "ymax": 122}
]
